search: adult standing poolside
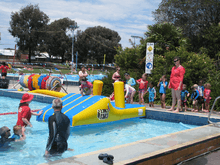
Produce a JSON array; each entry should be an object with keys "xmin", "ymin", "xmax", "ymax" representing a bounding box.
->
[
  {"xmin": 78, "ymin": 65, "xmax": 88, "ymax": 85},
  {"xmin": 112, "ymin": 67, "xmax": 121, "ymax": 82},
  {"xmin": 0, "ymin": 62, "xmax": 10, "ymax": 79},
  {"xmin": 168, "ymin": 56, "xmax": 185, "ymax": 112}
]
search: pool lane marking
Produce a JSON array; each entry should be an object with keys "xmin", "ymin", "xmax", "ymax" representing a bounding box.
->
[
  {"xmin": 42, "ymin": 94, "xmax": 77, "ymax": 121},
  {"xmin": 64, "ymin": 96, "xmax": 93, "ymax": 115}
]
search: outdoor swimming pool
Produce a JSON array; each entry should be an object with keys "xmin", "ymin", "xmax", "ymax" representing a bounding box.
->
[
  {"xmin": 0, "ymin": 96, "xmax": 198, "ymax": 165},
  {"xmin": 7, "ymin": 73, "xmax": 107, "ymax": 82}
]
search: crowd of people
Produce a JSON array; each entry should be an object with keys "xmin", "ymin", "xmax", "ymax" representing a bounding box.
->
[
  {"xmin": 0, "ymin": 94, "xmax": 72, "ymax": 156},
  {"xmin": 110, "ymin": 56, "xmax": 211, "ymax": 113}
]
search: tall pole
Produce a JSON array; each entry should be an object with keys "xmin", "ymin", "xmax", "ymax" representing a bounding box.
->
[
  {"xmin": 131, "ymin": 35, "xmax": 142, "ymax": 47},
  {"xmin": 76, "ymin": 51, "xmax": 78, "ymax": 72},
  {"xmin": 70, "ymin": 24, "xmax": 79, "ymax": 73}
]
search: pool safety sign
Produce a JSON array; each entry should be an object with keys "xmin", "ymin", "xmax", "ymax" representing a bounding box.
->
[{"xmin": 145, "ymin": 42, "xmax": 154, "ymax": 74}]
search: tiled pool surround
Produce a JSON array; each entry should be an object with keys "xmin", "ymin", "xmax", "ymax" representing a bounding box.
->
[{"xmin": 1, "ymin": 90, "xmax": 220, "ymax": 165}]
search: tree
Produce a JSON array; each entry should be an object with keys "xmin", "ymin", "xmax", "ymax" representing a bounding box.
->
[
  {"xmin": 200, "ymin": 23, "xmax": 220, "ymax": 60},
  {"xmin": 43, "ymin": 18, "xmax": 75, "ymax": 63},
  {"xmin": 75, "ymin": 26, "xmax": 121, "ymax": 64},
  {"xmin": 115, "ymin": 46, "xmax": 143, "ymax": 70},
  {"xmin": 9, "ymin": 4, "xmax": 49, "ymax": 63},
  {"xmin": 153, "ymin": 0, "xmax": 220, "ymax": 52}
]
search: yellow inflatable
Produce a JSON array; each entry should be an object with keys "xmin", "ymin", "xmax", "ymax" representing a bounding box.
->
[{"xmin": 29, "ymin": 89, "xmax": 67, "ymax": 98}]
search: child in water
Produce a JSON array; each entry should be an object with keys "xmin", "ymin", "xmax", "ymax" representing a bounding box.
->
[
  {"xmin": 203, "ymin": 83, "xmax": 211, "ymax": 113},
  {"xmin": 11, "ymin": 125, "xmax": 25, "ymax": 141},
  {"xmin": 180, "ymin": 84, "xmax": 190, "ymax": 111},
  {"xmin": 80, "ymin": 77, "xmax": 93, "ymax": 97},
  {"xmin": 147, "ymin": 82, "xmax": 156, "ymax": 107},
  {"xmin": 136, "ymin": 73, "xmax": 148, "ymax": 105}
]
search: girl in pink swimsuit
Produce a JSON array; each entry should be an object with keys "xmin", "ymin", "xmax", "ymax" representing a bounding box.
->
[{"xmin": 204, "ymin": 83, "xmax": 211, "ymax": 112}]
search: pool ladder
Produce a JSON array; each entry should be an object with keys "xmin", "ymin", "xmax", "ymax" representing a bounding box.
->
[{"xmin": 208, "ymin": 96, "xmax": 220, "ymax": 127}]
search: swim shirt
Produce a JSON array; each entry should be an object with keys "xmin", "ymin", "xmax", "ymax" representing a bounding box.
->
[
  {"xmin": 0, "ymin": 65, "xmax": 9, "ymax": 73},
  {"xmin": 181, "ymin": 90, "xmax": 189, "ymax": 101},
  {"xmin": 198, "ymin": 85, "xmax": 204, "ymax": 96},
  {"xmin": 191, "ymin": 90, "xmax": 199, "ymax": 100},
  {"xmin": 204, "ymin": 88, "xmax": 211, "ymax": 100},
  {"xmin": 136, "ymin": 78, "xmax": 148, "ymax": 90},
  {"xmin": 16, "ymin": 104, "xmax": 32, "ymax": 127},
  {"xmin": 81, "ymin": 81, "xmax": 93, "ymax": 95},
  {"xmin": 147, "ymin": 87, "xmax": 156, "ymax": 98},
  {"xmin": 126, "ymin": 78, "xmax": 136, "ymax": 86},
  {"xmin": 11, "ymin": 134, "xmax": 20, "ymax": 140},
  {"xmin": 159, "ymin": 81, "xmax": 168, "ymax": 94}
]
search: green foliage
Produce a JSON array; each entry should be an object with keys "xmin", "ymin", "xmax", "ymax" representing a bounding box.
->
[
  {"xmin": 153, "ymin": 0, "xmax": 220, "ymax": 52},
  {"xmin": 75, "ymin": 26, "xmax": 121, "ymax": 64},
  {"xmin": 206, "ymin": 70, "xmax": 220, "ymax": 110},
  {"xmin": 200, "ymin": 24, "xmax": 220, "ymax": 59},
  {"xmin": 140, "ymin": 23, "xmax": 190, "ymax": 55},
  {"xmin": 43, "ymin": 18, "xmax": 75, "ymax": 63},
  {"xmin": 114, "ymin": 47, "xmax": 143, "ymax": 70},
  {"xmin": 9, "ymin": 4, "xmax": 49, "ymax": 63}
]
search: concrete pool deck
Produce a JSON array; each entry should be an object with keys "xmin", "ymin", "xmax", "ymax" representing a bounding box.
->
[{"xmin": 1, "ymin": 85, "xmax": 220, "ymax": 165}]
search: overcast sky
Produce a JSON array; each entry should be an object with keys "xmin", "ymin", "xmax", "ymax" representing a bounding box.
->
[{"xmin": 0, "ymin": 0, "xmax": 161, "ymax": 50}]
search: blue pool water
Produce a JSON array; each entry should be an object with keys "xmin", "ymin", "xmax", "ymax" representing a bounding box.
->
[
  {"xmin": 7, "ymin": 73, "xmax": 107, "ymax": 82},
  {"xmin": 0, "ymin": 96, "xmax": 198, "ymax": 165}
]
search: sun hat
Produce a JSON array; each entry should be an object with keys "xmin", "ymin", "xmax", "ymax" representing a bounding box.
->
[{"xmin": 20, "ymin": 93, "xmax": 34, "ymax": 103}]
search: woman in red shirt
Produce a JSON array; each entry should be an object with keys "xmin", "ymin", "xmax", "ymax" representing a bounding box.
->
[
  {"xmin": 16, "ymin": 93, "xmax": 43, "ymax": 128},
  {"xmin": 168, "ymin": 57, "xmax": 185, "ymax": 112},
  {"xmin": 0, "ymin": 62, "xmax": 10, "ymax": 79}
]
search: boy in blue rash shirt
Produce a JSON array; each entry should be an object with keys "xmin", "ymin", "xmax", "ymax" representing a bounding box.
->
[
  {"xmin": 180, "ymin": 84, "xmax": 190, "ymax": 112},
  {"xmin": 190, "ymin": 84, "xmax": 200, "ymax": 112},
  {"xmin": 124, "ymin": 73, "xmax": 136, "ymax": 87},
  {"xmin": 147, "ymin": 82, "xmax": 156, "ymax": 107}
]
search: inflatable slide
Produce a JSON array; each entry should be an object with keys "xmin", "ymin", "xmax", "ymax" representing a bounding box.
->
[{"xmin": 37, "ymin": 93, "xmax": 146, "ymax": 127}]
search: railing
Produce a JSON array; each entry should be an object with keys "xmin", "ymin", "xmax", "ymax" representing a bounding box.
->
[{"xmin": 208, "ymin": 96, "xmax": 220, "ymax": 124}]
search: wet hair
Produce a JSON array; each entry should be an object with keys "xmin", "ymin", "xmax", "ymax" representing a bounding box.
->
[
  {"xmin": 13, "ymin": 125, "xmax": 21, "ymax": 134},
  {"xmin": 0, "ymin": 126, "xmax": 8, "ymax": 137},
  {"xmin": 174, "ymin": 56, "xmax": 180, "ymax": 62},
  {"xmin": 52, "ymin": 98, "xmax": 63, "ymax": 109}
]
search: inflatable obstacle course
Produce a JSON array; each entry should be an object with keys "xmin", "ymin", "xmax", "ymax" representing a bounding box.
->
[
  {"xmin": 37, "ymin": 81, "xmax": 146, "ymax": 127},
  {"xmin": 19, "ymin": 74, "xmax": 62, "ymax": 91}
]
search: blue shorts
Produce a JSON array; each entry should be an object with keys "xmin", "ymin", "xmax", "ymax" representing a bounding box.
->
[{"xmin": 149, "ymin": 97, "xmax": 154, "ymax": 102}]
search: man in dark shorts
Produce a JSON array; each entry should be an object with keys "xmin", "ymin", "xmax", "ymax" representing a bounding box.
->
[
  {"xmin": 0, "ymin": 126, "xmax": 15, "ymax": 148},
  {"xmin": 45, "ymin": 98, "xmax": 70, "ymax": 156}
]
